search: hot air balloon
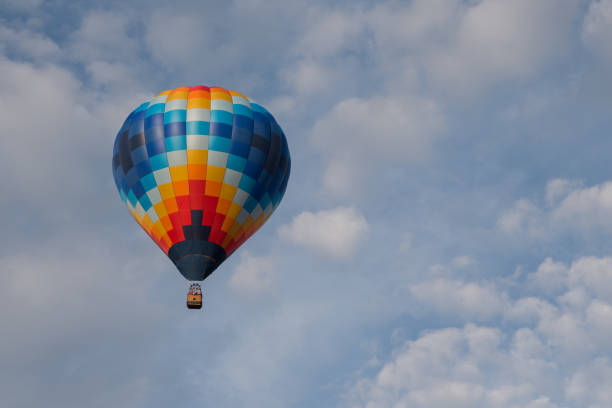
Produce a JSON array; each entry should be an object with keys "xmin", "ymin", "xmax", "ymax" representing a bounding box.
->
[{"xmin": 112, "ymin": 86, "xmax": 290, "ymax": 309}]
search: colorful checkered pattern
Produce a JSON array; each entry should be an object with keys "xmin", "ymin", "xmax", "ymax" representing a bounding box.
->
[{"xmin": 112, "ymin": 86, "xmax": 291, "ymax": 281}]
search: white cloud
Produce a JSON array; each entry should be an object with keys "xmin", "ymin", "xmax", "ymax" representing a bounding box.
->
[
  {"xmin": 278, "ymin": 0, "xmax": 582, "ymax": 199},
  {"xmin": 346, "ymin": 252, "xmax": 612, "ymax": 407},
  {"xmin": 145, "ymin": 13, "xmax": 211, "ymax": 69},
  {"xmin": 368, "ymin": 0, "xmax": 461, "ymax": 55},
  {"xmin": 568, "ymin": 256, "xmax": 612, "ymax": 302},
  {"xmin": 426, "ymin": 0, "xmax": 579, "ymax": 95},
  {"xmin": 278, "ymin": 206, "xmax": 368, "ymax": 259},
  {"xmin": 285, "ymin": 0, "xmax": 583, "ymax": 198},
  {"xmin": 69, "ymin": 11, "xmax": 139, "ymax": 63},
  {"xmin": 410, "ymin": 278, "xmax": 508, "ymax": 321},
  {"xmin": 142, "ymin": 6, "xmax": 292, "ymax": 91},
  {"xmin": 295, "ymin": 9, "xmax": 365, "ymax": 59},
  {"xmin": 281, "ymin": 59, "xmax": 336, "ymax": 95},
  {"xmin": 525, "ymin": 256, "xmax": 612, "ymax": 358},
  {"xmin": 536, "ymin": 307, "xmax": 593, "ymax": 360},
  {"xmin": 0, "ymin": 57, "xmax": 82, "ymax": 199},
  {"xmin": 228, "ymin": 251, "xmax": 276, "ymax": 295},
  {"xmin": 344, "ymin": 324, "xmax": 559, "ymax": 408},
  {"xmin": 524, "ymin": 397, "xmax": 559, "ymax": 408},
  {"xmin": 311, "ymin": 95, "xmax": 444, "ymax": 196},
  {"xmin": 497, "ymin": 199, "xmax": 543, "ymax": 237},
  {"xmin": 529, "ymin": 257, "xmax": 569, "ymax": 294},
  {"xmin": 551, "ymin": 182, "xmax": 612, "ymax": 231},
  {"xmin": 0, "ymin": 54, "xmax": 143, "ymax": 217},
  {"xmin": 498, "ymin": 179, "xmax": 612, "ymax": 240},
  {"xmin": 565, "ymin": 357, "xmax": 612, "ymax": 406},
  {"xmin": 582, "ymin": 0, "xmax": 612, "ymax": 65},
  {"xmin": 586, "ymin": 300, "xmax": 612, "ymax": 346},
  {"xmin": 546, "ymin": 178, "xmax": 583, "ymax": 206},
  {"xmin": 312, "ymin": 96, "xmax": 443, "ymax": 160},
  {"xmin": 297, "ymin": 0, "xmax": 581, "ymax": 99},
  {"xmin": 364, "ymin": 0, "xmax": 580, "ymax": 96},
  {"xmin": 399, "ymin": 232, "xmax": 413, "ymax": 252},
  {"xmin": 557, "ymin": 287, "xmax": 591, "ymax": 311},
  {"xmin": 505, "ymin": 297, "xmax": 557, "ymax": 325},
  {"xmin": 67, "ymin": 11, "xmax": 147, "ymax": 91},
  {"xmin": 452, "ymin": 255, "xmax": 475, "ymax": 268},
  {"xmin": 0, "ymin": 235, "xmax": 171, "ymax": 408},
  {"xmin": 86, "ymin": 60, "xmax": 133, "ymax": 86},
  {"xmin": 0, "ymin": 25, "xmax": 60, "ymax": 61},
  {"xmin": 266, "ymin": 95, "xmax": 296, "ymax": 115}
]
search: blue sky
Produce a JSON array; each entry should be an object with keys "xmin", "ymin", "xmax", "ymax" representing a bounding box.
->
[{"xmin": 2, "ymin": 0, "xmax": 612, "ymax": 407}]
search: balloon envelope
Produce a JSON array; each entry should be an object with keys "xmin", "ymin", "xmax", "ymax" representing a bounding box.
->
[{"xmin": 112, "ymin": 86, "xmax": 290, "ymax": 281}]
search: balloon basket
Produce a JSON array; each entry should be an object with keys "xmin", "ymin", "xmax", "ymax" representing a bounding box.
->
[{"xmin": 186, "ymin": 283, "xmax": 203, "ymax": 310}]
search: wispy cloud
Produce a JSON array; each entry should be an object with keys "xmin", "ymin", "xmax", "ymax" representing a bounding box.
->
[
  {"xmin": 228, "ymin": 250, "xmax": 277, "ymax": 295},
  {"xmin": 278, "ymin": 206, "xmax": 368, "ymax": 259},
  {"xmin": 344, "ymin": 252, "xmax": 612, "ymax": 407}
]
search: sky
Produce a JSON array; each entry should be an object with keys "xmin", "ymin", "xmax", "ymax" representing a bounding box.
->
[{"xmin": 2, "ymin": 0, "xmax": 612, "ymax": 407}]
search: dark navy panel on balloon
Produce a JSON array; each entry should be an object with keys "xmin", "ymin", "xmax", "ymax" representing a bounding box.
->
[
  {"xmin": 256, "ymin": 169, "xmax": 271, "ymax": 188},
  {"xmin": 112, "ymin": 154, "xmax": 120, "ymax": 171},
  {"xmin": 168, "ymin": 240, "xmax": 227, "ymax": 281},
  {"xmin": 233, "ymin": 115, "xmax": 253, "ymax": 131},
  {"xmin": 125, "ymin": 165, "xmax": 140, "ymax": 188},
  {"xmin": 164, "ymin": 121, "xmax": 186, "ymax": 138},
  {"xmin": 183, "ymin": 225, "xmax": 211, "ymax": 241},
  {"xmin": 250, "ymin": 183, "xmax": 265, "ymax": 201},
  {"xmin": 132, "ymin": 181, "xmax": 146, "ymax": 199},
  {"xmin": 118, "ymin": 130, "xmax": 134, "ymax": 173},
  {"xmin": 145, "ymin": 125, "xmax": 164, "ymax": 145},
  {"xmin": 131, "ymin": 145, "xmax": 148, "ymax": 165},
  {"xmin": 129, "ymin": 132, "xmax": 146, "ymax": 151},
  {"xmin": 243, "ymin": 160, "xmax": 263, "ymax": 179},
  {"xmin": 267, "ymin": 169, "xmax": 284, "ymax": 195},
  {"xmin": 253, "ymin": 112, "xmax": 270, "ymax": 138},
  {"xmin": 231, "ymin": 126, "xmax": 253, "ymax": 145},
  {"xmin": 230, "ymin": 141, "xmax": 250, "ymax": 158},
  {"xmin": 278, "ymin": 155, "xmax": 288, "ymax": 174},
  {"xmin": 264, "ymin": 131, "xmax": 282, "ymax": 173},
  {"xmin": 144, "ymin": 113, "xmax": 164, "ymax": 132},
  {"xmin": 175, "ymin": 256, "xmax": 218, "ymax": 281},
  {"xmin": 191, "ymin": 210, "xmax": 203, "ymax": 226},
  {"xmin": 269, "ymin": 116, "xmax": 282, "ymax": 134},
  {"xmin": 279, "ymin": 160, "xmax": 290, "ymax": 195},
  {"xmin": 120, "ymin": 177, "xmax": 130, "ymax": 196},
  {"xmin": 146, "ymin": 138, "xmax": 166, "ymax": 157},
  {"xmin": 129, "ymin": 112, "xmax": 145, "ymax": 136},
  {"xmin": 248, "ymin": 147, "xmax": 266, "ymax": 165},
  {"xmin": 251, "ymin": 134, "xmax": 269, "ymax": 152},
  {"xmin": 210, "ymin": 122, "xmax": 232, "ymax": 138}
]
